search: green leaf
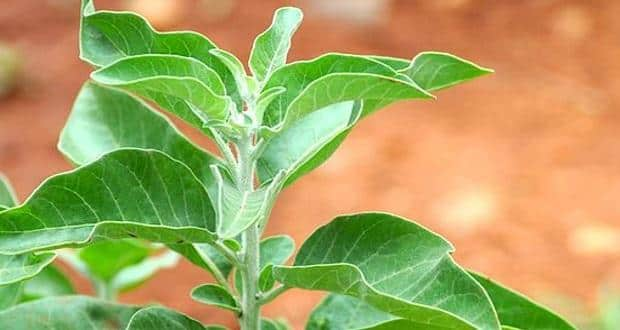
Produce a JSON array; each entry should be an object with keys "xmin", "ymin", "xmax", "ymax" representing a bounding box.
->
[
  {"xmin": 212, "ymin": 167, "xmax": 285, "ymax": 238},
  {"xmin": 273, "ymin": 213, "xmax": 500, "ymax": 330},
  {"xmin": 256, "ymin": 87, "xmax": 287, "ymax": 125},
  {"xmin": 0, "ymin": 296, "xmax": 139, "ymax": 330},
  {"xmin": 0, "ymin": 253, "xmax": 56, "ymax": 286},
  {"xmin": 0, "ymin": 283, "xmax": 23, "ymax": 310},
  {"xmin": 261, "ymin": 54, "xmax": 431, "ymax": 130},
  {"xmin": 91, "ymin": 55, "xmax": 231, "ymax": 123},
  {"xmin": 257, "ymin": 101, "xmax": 361, "ymax": 186},
  {"xmin": 470, "ymin": 272, "xmax": 576, "ymax": 330},
  {"xmin": 169, "ymin": 243, "xmax": 233, "ymax": 279},
  {"xmin": 249, "ymin": 7, "xmax": 303, "ymax": 82},
  {"xmin": 374, "ymin": 52, "xmax": 493, "ymax": 92},
  {"xmin": 80, "ymin": 0, "xmax": 240, "ymax": 105},
  {"xmin": 262, "ymin": 318, "xmax": 290, "ymax": 330},
  {"xmin": 78, "ymin": 239, "xmax": 151, "ymax": 282},
  {"xmin": 111, "ymin": 250, "xmax": 180, "ymax": 292},
  {"xmin": 258, "ymin": 53, "xmax": 491, "ymax": 186},
  {"xmin": 306, "ymin": 294, "xmax": 395, "ymax": 330},
  {"xmin": 127, "ymin": 306, "xmax": 225, "ymax": 330},
  {"xmin": 236, "ymin": 235, "xmax": 295, "ymax": 293},
  {"xmin": 21, "ymin": 264, "xmax": 75, "ymax": 302},
  {"xmin": 59, "ymin": 82, "xmax": 221, "ymax": 196},
  {"xmin": 258, "ymin": 235, "xmax": 295, "ymax": 291},
  {"xmin": 209, "ymin": 49, "xmax": 251, "ymax": 101},
  {"xmin": 307, "ymin": 294, "xmax": 460, "ymax": 330},
  {"xmin": 0, "ymin": 149, "xmax": 216, "ymax": 254},
  {"xmin": 0, "ymin": 173, "xmax": 17, "ymax": 208},
  {"xmin": 191, "ymin": 284, "xmax": 239, "ymax": 312}
]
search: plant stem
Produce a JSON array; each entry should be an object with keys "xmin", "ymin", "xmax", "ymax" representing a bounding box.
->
[
  {"xmin": 258, "ymin": 285, "xmax": 288, "ymax": 305},
  {"xmin": 236, "ymin": 133, "xmax": 262, "ymax": 330},
  {"xmin": 95, "ymin": 280, "xmax": 116, "ymax": 301}
]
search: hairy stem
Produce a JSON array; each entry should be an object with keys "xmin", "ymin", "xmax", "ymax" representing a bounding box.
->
[
  {"xmin": 236, "ymin": 133, "xmax": 262, "ymax": 330},
  {"xmin": 259, "ymin": 285, "xmax": 288, "ymax": 306}
]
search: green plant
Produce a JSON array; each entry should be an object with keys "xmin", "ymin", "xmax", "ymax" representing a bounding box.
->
[{"xmin": 0, "ymin": 1, "xmax": 577, "ymax": 329}]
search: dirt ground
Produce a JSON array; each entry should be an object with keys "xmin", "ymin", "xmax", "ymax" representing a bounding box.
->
[{"xmin": 1, "ymin": 0, "xmax": 620, "ymax": 328}]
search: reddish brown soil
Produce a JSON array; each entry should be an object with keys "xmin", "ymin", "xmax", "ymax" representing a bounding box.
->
[{"xmin": 1, "ymin": 0, "xmax": 620, "ymax": 328}]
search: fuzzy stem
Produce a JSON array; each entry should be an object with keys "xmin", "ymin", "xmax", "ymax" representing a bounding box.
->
[{"xmin": 236, "ymin": 133, "xmax": 261, "ymax": 330}]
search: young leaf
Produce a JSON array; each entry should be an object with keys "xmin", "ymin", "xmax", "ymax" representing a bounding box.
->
[
  {"xmin": 273, "ymin": 213, "xmax": 500, "ymax": 330},
  {"xmin": 0, "ymin": 253, "xmax": 56, "ymax": 286},
  {"xmin": 209, "ymin": 49, "xmax": 252, "ymax": 101},
  {"xmin": 212, "ymin": 167, "xmax": 285, "ymax": 238},
  {"xmin": 261, "ymin": 54, "xmax": 431, "ymax": 131},
  {"xmin": 374, "ymin": 52, "xmax": 493, "ymax": 92},
  {"xmin": 78, "ymin": 239, "xmax": 151, "ymax": 282},
  {"xmin": 59, "ymin": 82, "xmax": 222, "ymax": 195},
  {"xmin": 91, "ymin": 55, "xmax": 231, "ymax": 123},
  {"xmin": 127, "ymin": 306, "xmax": 225, "ymax": 330},
  {"xmin": 0, "ymin": 149, "xmax": 217, "ymax": 254},
  {"xmin": 111, "ymin": 250, "xmax": 180, "ymax": 292},
  {"xmin": 0, "ymin": 296, "xmax": 139, "ymax": 330},
  {"xmin": 191, "ymin": 284, "xmax": 240, "ymax": 312},
  {"xmin": 249, "ymin": 7, "xmax": 303, "ymax": 82},
  {"xmin": 20, "ymin": 265, "xmax": 75, "ymax": 302},
  {"xmin": 0, "ymin": 173, "xmax": 17, "ymax": 208},
  {"xmin": 80, "ymin": 0, "xmax": 240, "ymax": 105},
  {"xmin": 257, "ymin": 101, "xmax": 361, "ymax": 186},
  {"xmin": 470, "ymin": 272, "xmax": 576, "ymax": 330}
]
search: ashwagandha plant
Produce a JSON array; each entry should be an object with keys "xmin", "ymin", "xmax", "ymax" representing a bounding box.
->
[{"xmin": 0, "ymin": 1, "xmax": 577, "ymax": 329}]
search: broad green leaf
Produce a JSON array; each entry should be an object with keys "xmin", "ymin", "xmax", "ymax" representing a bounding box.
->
[
  {"xmin": 261, "ymin": 53, "xmax": 430, "ymax": 130},
  {"xmin": 0, "ymin": 283, "xmax": 22, "ymax": 310},
  {"xmin": 59, "ymin": 82, "xmax": 221, "ymax": 196},
  {"xmin": 212, "ymin": 167, "xmax": 285, "ymax": 238},
  {"xmin": 0, "ymin": 149, "xmax": 216, "ymax": 254},
  {"xmin": 258, "ymin": 53, "xmax": 490, "ymax": 186},
  {"xmin": 0, "ymin": 296, "xmax": 139, "ymax": 330},
  {"xmin": 111, "ymin": 250, "xmax": 180, "ymax": 292},
  {"xmin": 250, "ymin": 7, "xmax": 303, "ymax": 82},
  {"xmin": 127, "ymin": 306, "xmax": 224, "ymax": 330},
  {"xmin": 169, "ymin": 243, "xmax": 233, "ymax": 278},
  {"xmin": 78, "ymin": 239, "xmax": 151, "ymax": 282},
  {"xmin": 307, "ymin": 294, "xmax": 458, "ymax": 330},
  {"xmin": 373, "ymin": 52, "xmax": 493, "ymax": 92},
  {"xmin": 91, "ymin": 55, "xmax": 231, "ymax": 123},
  {"xmin": 0, "ymin": 253, "xmax": 56, "ymax": 286},
  {"xmin": 471, "ymin": 272, "xmax": 576, "ymax": 330},
  {"xmin": 21, "ymin": 265, "xmax": 75, "ymax": 302},
  {"xmin": 80, "ymin": 0, "xmax": 240, "ymax": 105},
  {"xmin": 191, "ymin": 283, "xmax": 239, "ymax": 312},
  {"xmin": 306, "ymin": 294, "xmax": 395, "ymax": 330},
  {"xmin": 257, "ymin": 101, "xmax": 360, "ymax": 186},
  {"xmin": 273, "ymin": 213, "xmax": 500, "ymax": 330},
  {"xmin": 0, "ymin": 173, "xmax": 17, "ymax": 208}
]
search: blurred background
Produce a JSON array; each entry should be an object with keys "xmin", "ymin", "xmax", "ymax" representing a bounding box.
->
[{"xmin": 1, "ymin": 0, "xmax": 619, "ymax": 328}]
